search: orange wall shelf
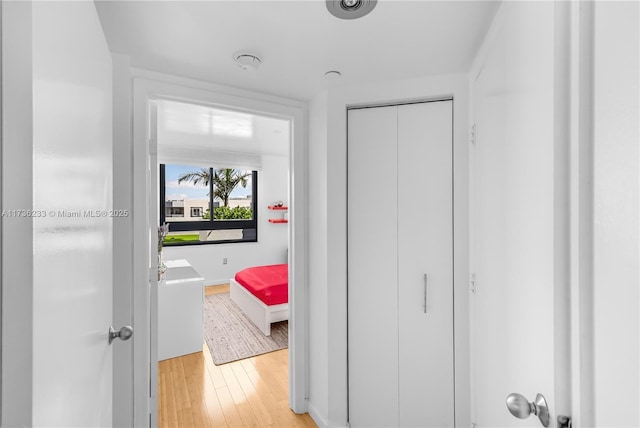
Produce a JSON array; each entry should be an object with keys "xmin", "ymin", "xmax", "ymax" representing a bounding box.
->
[
  {"xmin": 267, "ymin": 205, "xmax": 288, "ymax": 223},
  {"xmin": 268, "ymin": 218, "xmax": 288, "ymax": 224}
]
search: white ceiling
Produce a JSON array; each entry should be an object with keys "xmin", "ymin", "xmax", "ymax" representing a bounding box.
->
[
  {"xmin": 95, "ymin": 0, "xmax": 500, "ymax": 101},
  {"xmin": 157, "ymin": 100, "xmax": 290, "ymax": 157}
]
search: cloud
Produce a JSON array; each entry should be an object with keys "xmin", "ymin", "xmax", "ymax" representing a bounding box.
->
[
  {"xmin": 165, "ymin": 193, "xmax": 188, "ymax": 201},
  {"xmin": 165, "ymin": 179, "xmax": 207, "ymax": 189}
]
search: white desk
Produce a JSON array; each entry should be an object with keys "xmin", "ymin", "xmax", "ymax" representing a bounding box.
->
[{"xmin": 158, "ymin": 259, "xmax": 204, "ymax": 361}]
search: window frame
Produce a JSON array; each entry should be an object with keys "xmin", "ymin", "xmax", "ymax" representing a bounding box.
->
[{"xmin": 160, "ymin": 164, "xmax": 258, "ymax": 245}]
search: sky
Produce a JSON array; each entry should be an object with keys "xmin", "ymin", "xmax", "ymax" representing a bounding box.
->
[{"xmin": 164, "ymin": 164, "xmax": 252, "ymax": 201}]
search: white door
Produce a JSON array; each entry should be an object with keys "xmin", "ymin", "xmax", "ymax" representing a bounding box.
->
[
  {"xmin": 471, "ymin": 2, "xmax": 570, "ymax": 427},
  {"xmin": 398, "ymin": 101, "xmax": 454, "ymax": 427},
  {"xmin": 348, "ymin": 101, "xmax": 454, "ymax": 427},
  {"xmin": 31, "ymin": 2, "xmax": 115, "ymax": 425},
  {"xmin": 348, "ymin": 105, "xmax": 399, "ymax": 427}
]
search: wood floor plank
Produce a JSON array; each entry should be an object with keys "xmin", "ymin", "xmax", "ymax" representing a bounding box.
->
[
  {"xmin": 159, "ymin": 347, "xmax": 316, "ymax": 428},
  {"xmin": 240, "ymin": 355, "xmax": 309, "ymax": 428},
  {"xmin": 171, "ymin": 358, "xmax": 191, "ymax": 411},
  {"xmin": 205, "ymin": 284, "xmax": 230, "ymax": 296},
  {"xmin": 276, "ymin": 399, "xmax": 308, "ymax": 427},
  {"xmin": 301, "ymin": 413, "xmax": 318, "ymax": 428},
  {"xmin": 182, "ymin": 353, "xmax": 213, "ymax": 427},
  {"xmin": 164, "ymin": 370, "xmax": 180, "ymax": 427},
  {"xmin": 158, "ymin": 372, "xmax": 169, "ymax": 428},
  {"xmin": 254, "ymin": 364, "xmax": 288, "ymax": 402},
  {"xmin": 215, "ymin": 384, "xmax": 245, "ymax": 427},
  {"xmin": 204, "ymin": 347, "xmax": 228, "ymax": 389},
  {"xmin": 176, "ymin": 407, "xmax": 196, "ymax": 428},
  {"xmin": 230, "ymin": 362, "xmax": 274, "ymax": 427},
  {"xmin": 201, "ymin": 373, "xmax": 229, "ymax": 428},
  {"xmin": 219, "ymin": 362, "xmax": 261, "ymax": 427}
]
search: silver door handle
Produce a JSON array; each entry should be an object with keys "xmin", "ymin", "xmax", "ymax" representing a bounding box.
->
[
  {"xmin": 506, "ymin": 393, "xmax": 550, "ymax": 427},
  {"xmin": 423, "ymin": 274, "xmax": 428, "ymax": 313},
  {"xmin": 109, "ymin": 325, "xmax": 133, "ymax": 344}
]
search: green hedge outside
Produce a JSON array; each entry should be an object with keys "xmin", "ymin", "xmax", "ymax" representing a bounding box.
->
[{"xmin": 202, "ymin": 206, "xmax": 253, "ymax": 220}]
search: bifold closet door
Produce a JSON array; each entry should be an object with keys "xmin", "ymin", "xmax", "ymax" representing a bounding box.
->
[
  {"xmin": 347, "ymin": 105, "xmax": 399, "ymax": 427},
  {"xmin": 397, "ymin": 101, "xmax": 454, "ymax": 427},
  {"xmin": 348, "ymin": 100, "xmax": 454, "ymax": 428}
]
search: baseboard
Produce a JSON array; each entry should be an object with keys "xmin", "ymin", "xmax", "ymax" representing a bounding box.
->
[{"xmin": 307, "ymin": 401, "xmax": 332, "ymax": 428}]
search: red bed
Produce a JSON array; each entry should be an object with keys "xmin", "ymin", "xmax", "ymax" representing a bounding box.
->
[
  {"xmin": 234, "ymin": 263, "xmax": 288, "ymax": 306},
  {"xmin": 230, "ymin": 264, "xmax": 289, "ymax": 336}
]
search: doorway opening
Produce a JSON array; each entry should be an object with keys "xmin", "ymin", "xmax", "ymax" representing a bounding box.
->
[
  {"xmin": 130, "ymin": 77, "xmax": 308, "ymax": 426},
  {"xmin": 154, "ymin": 100, "xmax": 299, "ymax": 425}
]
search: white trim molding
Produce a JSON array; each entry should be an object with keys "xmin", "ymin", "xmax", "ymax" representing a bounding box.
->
[{"xmin": 130, "ymin": 71, "xmax": 309, "ymax": 426}]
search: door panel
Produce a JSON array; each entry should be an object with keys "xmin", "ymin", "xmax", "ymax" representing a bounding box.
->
[
  {"xmin": 348, "ymin": 106, "xmax": 399, "ymax": 427},
  {"xmin": 472, "ymin": 2, "xmax": 561, "ymax": 427},
  {"xmin": 348, "ymin": 102, "xmax": 454, "ymax": 427},
  {"xmin": 32, "ymin": 2, "xmax": 113, "ymax": 425},
  {"xmin": 398, "ymin": 101, "xmax": 454, "ymax": 427}
]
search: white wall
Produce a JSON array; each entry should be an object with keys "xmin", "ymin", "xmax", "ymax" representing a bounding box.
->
[
  {"xmin": 307, "ymin": 90, "xmax": 329, "ymax": 426},
  {"xmin": 162, "ymin": 153, "xmax": 289, "ymax": 284},
  {"xmin": 306, "ymin": 74, "xmax": 469, "ymax": 427},
  {"xmin": 593, "ymin": 2, "xmax": 639, "ymax": 426},
  {"xmin": 1, "ymin": 2, "xmax": 34, "ymax": 425}
]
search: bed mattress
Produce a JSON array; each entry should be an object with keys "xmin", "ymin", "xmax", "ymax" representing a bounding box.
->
[{"xmin": 234, "ymin": 264, "xmax": 288, "ymax": 306}]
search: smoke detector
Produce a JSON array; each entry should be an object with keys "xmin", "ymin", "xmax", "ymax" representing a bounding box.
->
[
  {"xmin": 326, "ymin": 0, "xmax": 377, "ymax": 19},
  {"xmin": 233, "ymin": 52, "xmax": 262, "ymax": 71}
]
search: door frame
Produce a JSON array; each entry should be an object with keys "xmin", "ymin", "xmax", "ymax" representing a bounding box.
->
[
  {"xmin": 324, "ymin": 74, "xmax": 470, "ymax": 426},
  {"xmin": 1, "ymin": 2, "xmax": 35, "ymax": 424},
  {"xmin": 130, "ymin": 72, "xmax": 308, "ymax": 425},
  {"xmin": 0, "ymin": 0, "xmax": 4, "ymax": 418}
]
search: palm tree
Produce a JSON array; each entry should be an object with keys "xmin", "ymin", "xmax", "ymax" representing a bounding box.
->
[
  {"xmin": 211, "ymin": 168, "xmax": 251, "ymax": 207},
  {"xmin": 177, "ymin": 168, "xmax": 251, "ymax": 207},
  {"xmin": 176, "ymin": 168, "xmax": 210, "ymax": 187}
]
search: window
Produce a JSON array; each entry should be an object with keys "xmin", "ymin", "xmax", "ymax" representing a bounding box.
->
[
  {"xmin": 160, "ymin": 164, "xmax": 258, "ymax": 245},
  {"xmin": 165, "ymin": 205, "xmax": 184, "ymax": 218}
]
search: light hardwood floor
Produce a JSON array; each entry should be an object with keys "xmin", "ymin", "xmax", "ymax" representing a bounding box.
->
[
  {"xmin": 158, "ymin": 285, "xmax": 316, "ymax": 428},
  {"xmin": 205, "ymin": 284, "xmax": 230, "ymax": 297}
]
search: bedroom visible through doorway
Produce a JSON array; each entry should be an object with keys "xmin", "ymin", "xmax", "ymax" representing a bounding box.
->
[{"xmin": 151, "ymin": 98, "xmax": 300, "ymax": 426}]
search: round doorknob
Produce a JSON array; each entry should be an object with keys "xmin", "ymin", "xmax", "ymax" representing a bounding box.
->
[
  {"xmin": 506, "ymin": 393, "xmax": 534, "ymax": 419},
  {"xmin": 109, "ymin": 325, "xmax": 134, "ymax": 344},
  {"xmin": 506, "ymin": 393, "xmax": 550, "ymax": 427}
]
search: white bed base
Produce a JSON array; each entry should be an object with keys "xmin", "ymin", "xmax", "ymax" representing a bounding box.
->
[{"xmin": 229, "ymin": 278, "xmax": 288, "ymax": 336}]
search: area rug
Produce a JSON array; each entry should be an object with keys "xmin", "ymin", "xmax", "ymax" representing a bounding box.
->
[{"xmin": 204, "ymin": 292, "xmax": 288, "ymax": 365}]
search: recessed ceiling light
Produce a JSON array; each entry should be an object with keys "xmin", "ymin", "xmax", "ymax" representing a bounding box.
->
[
  {"xmin": 326, "ymin": 0, "xmax": 377, "ymax": 19},
  {"xmin": 233, "ymin": 51, "xmax": 262, "ymax": 71}
]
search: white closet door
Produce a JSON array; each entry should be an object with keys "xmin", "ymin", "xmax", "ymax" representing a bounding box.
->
[
  {"xmin": 348, "ymin": 106, "xmax": 399, "ymax": 427},
  {"xmin": 397, "ymin": 101, "xmax": 454, "ymax": 427}
]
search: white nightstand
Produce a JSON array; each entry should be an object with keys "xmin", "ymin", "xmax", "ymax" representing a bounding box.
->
[{"xmin": 158, "ymin": 259, "xmax": 204, "ymax": 361}]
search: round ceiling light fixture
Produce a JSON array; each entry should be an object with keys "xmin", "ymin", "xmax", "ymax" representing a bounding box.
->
[
  {"xmin": 326, "ymin": 0, "xmax": 377, "ymax": 19},
  {"xmin": 233, "ymin": 51, "xmax": 262, "ymax": 71}
]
